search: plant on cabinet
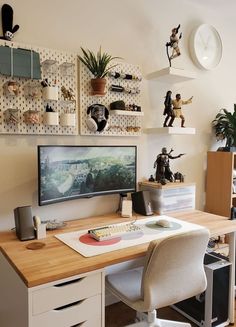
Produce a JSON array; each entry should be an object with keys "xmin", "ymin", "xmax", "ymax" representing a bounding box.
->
[
  {"xmin": 78, "ymin": 47, "xmax": 120, "ymax": 96},
  {"xmin": 212, "ymin": 104, "xmax": 236, "ymax": 151}
]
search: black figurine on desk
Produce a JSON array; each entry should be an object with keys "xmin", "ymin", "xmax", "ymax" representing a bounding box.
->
[{"xmin": 153, "ymin": 147, "xmax": 184, "ymax": 185}]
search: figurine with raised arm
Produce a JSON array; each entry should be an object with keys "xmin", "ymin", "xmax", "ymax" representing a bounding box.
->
[
  {"xmin": 172, "ymin": 94, "xmax": 193, "ymax": 127},
  {"xmin": 163, "ymin": 90, "xmax": 175, "ymax": 127},
  {"xmin": 153, "ymin": 147, "xmax": 185, "ymax": 185},
  {"xmin": 166, "ymin": 24, "xmax": 182, "ymax": 66}
]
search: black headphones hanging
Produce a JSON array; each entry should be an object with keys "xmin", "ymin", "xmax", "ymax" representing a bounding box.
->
[{"xmin": 86, "ymin": 104, "xmax": 109, "ymax": 132}]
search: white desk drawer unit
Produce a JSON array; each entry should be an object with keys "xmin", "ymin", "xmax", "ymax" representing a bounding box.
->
[
  {"xmin": 32, "ymin": 273, "xmax": 101, "ymax": 315},
  {"xmin": 0, "ymin": 252, "xmax": 104, "ymax": 327},
  {"xmin": 30, "ymin": 272, "xmax": 103, "ymax": 327},
  {"xmin": 31, "ymin": 294, "xmax": 101, "ymax": 327}
]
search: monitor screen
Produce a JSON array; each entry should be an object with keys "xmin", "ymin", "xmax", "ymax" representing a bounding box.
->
[{"xmin": 38, "ymin": 145, "xmax": 137, "ymax": 206}]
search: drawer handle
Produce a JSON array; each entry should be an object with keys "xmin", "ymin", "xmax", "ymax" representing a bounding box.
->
[
  {"xmin": 54, "ymin": 299, "xmax": 84, "ymax": 311},
  {"xmin": 70, "ymin": 322, "xmax": 86, "ymax": 327},
  {"xmin": 54, "ymin": 277, "xmax": 84, "ymax": 287}
]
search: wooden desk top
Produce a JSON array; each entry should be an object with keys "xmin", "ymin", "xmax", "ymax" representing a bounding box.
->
[{"xmin": 1, "ymin": 210, "xmax": 236, "ymax": 288}]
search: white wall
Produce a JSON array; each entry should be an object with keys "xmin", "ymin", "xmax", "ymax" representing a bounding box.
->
[{"xmin": 0, "ymin": 0, "xmax": 235, "ymax": 229}]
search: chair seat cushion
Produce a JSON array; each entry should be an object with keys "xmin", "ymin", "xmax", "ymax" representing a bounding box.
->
[{"xmin": 106, "ymin": 267, "xmax": 143, "ymax": 303}]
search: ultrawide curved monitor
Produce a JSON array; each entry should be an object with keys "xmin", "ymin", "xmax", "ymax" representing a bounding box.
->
[{"xmin": 38, "ymin": 145, "xmax": 137, "ymax": 206}]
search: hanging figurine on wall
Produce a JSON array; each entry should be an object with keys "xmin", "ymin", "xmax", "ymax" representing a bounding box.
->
[
  {"xmin": 166, "ymin": 24, "xmax": 182, "ymax": 67},
  {"xmin": 172, "ymin": 93, "xmax": 193, "ymax": 128},
  {"xmin": 0, "ymin": 4, "xmax": 19, "ymax": 41},
  {"xmin": 163, "ymin": 90, "xmax": 175, "ymax": 127}
]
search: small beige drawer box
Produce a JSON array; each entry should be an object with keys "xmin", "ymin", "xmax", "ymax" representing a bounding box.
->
[
  {"xmin": 32, "ymin": 273, "xmax": 102, "ymax": 315},
  {"xmin": 31, "ymin": 294, "xmax": 101, "ymax": 327},
  {"xmin": 139, "ymin": 181, "xmax": 195, "ymax": 214}
]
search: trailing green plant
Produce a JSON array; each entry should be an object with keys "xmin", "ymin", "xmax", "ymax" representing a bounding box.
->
[
  {"xmin": 212, "ymin": 104, "xmax": 236, "ymax": 147},
  {"xmin": 78, "ymin": 47, "xmax": 120, "ymax": 78}
]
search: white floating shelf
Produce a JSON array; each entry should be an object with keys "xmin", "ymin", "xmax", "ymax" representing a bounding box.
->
[
  {"xmin": 144, "ymin": 127, "xmax": 196, "ymax": 135},
  {"xmin": 110, "ymin": 110, "xmax": 144, "ymax": 116},
  {"xmin": 146, "ymin": 67, "xmax": 196, "ymax": 84}
]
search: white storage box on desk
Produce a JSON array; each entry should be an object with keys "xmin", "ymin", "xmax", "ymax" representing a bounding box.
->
[{"xmin": 139, "ymin": 181, "xmax": 196, "ymax": 214}]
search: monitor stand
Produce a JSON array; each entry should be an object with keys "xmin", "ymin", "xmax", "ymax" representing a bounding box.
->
[{"xmin": 116, "ymin": 193, "xmax": 127, "ymax": 213}]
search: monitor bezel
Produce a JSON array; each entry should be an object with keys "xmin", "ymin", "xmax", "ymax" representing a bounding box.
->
[{"xmin": 38, "ymin": 145, "xmax": 137, "ymax": 206}]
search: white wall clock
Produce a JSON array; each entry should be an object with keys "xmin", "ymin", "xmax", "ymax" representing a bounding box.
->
[{"xmin": 189, "ymin": 24, "xmax": 222, "ymax": 70}]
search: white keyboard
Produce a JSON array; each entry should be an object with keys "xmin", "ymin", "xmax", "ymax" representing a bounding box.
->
[{"xmin": 88, "ymin": 223, "xmax": 142, "ymax": 241}]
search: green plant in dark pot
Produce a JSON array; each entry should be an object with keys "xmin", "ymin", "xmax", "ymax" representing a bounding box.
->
[
  {"xmin": 212, "ymin": 104, "xmax": 236, "ymax": 151},
  {"xmin": 78, "ymin": 47, "xmax": 120, "ymax": 96}
]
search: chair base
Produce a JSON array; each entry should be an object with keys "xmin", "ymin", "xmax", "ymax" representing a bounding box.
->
[
  {"xmin": 126, "ymin": 311, "xmax": 191, "ymax": 327},
  {"xmin": 126, "ymin": 319, "xmax": 191, "ymax": 327}
]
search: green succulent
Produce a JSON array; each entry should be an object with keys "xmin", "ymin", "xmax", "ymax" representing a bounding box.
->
[
  {"xmin": 212, "ymin": 104, "xmax": 236, "ymax": 147},
  {"xmin": 78, "ymin": 47, "xmax": 120, "ymax": 78}
]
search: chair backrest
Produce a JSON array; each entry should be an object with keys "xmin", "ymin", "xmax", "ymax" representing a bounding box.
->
[{"xmin": 141, "ymin": 228, "xmax": 210, "ymax": 311}]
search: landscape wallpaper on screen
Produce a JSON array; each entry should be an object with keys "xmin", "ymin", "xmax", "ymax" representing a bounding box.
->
[{"xmin": 39, "ymin": 146, "xmax": 136, "ymax": 204}]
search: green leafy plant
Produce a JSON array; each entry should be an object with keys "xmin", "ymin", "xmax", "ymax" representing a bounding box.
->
[
  {"xmin": 78, "ymin": 47, "xmax": 120, "ymax": 78},
  {"xmin": 212, "ymin": 104, "xmax": 236, "ymax": 147}
]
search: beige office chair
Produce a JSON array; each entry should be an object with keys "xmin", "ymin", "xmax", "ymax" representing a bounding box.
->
[{"xmin": 106, "ymin": 228, "xmax": 210, "ymax": 327}]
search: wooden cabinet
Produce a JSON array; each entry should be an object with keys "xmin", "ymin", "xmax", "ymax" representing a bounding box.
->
[{"xmin": 205, "ymin": 151, "xmax": 236, "ymax": 218}]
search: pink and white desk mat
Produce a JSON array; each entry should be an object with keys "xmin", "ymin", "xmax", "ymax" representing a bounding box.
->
[{"xmin": 55, "ymin": 215, "xmax": 206, "ymax": 258}]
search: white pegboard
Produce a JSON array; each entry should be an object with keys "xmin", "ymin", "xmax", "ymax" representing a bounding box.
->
[
  {"xmin": 0, "ymin": 40, "xmax": 78, "ymax": 135},
  {"xmin": 79, "ymin": 60, "xmax": 143, "ymax": 136}
]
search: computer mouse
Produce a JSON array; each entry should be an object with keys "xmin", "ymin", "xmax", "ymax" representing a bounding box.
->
[{"xmin": 156, "ymin": 219, "xmax": 173, "ymax": 228}]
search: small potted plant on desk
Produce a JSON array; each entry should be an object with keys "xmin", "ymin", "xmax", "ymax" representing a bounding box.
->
[
  {"xmin": 212, "ymin": 104, "xmax": 236, "ymax": 151},
  {"xmin": 78, "ymin": 46, "xmax": 120, "ymax": 96}
]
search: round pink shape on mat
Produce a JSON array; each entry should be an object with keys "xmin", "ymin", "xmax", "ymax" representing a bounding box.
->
[{"xmin": 79, "ymin": 233, "xmax": 121, "ymax": 246}]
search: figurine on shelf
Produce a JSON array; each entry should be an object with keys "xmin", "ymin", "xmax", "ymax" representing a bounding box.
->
[
  {"xmin": 153, "ymin": 147, "xmax": 185, "ymax": 185},
  {"xmin": 148, "ymin": 174, "xmax": 155, "ymax": 182},
  {"xmin": 61, "ymin": 86, "xmax": 75, "ymax": 101},
  {"xmin": 163, "ymin": 90, "xmax": 175, "ymax": 127},
  {"xmin": 166, "ymin": 24, "xmax": 182, "ymax": 67},
  {"xmin": 172, "ymin": 94, "xmax": 193, "ymax": 127},
  {"xmin": 0, "ymin": 4, "xmax": 19, "ymax": 41}
]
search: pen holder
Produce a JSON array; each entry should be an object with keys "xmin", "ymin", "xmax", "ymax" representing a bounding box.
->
[
  {"xmin": 60, "ymin": 113, "xmax": 76, "ymax": 127},
  {"xmin": 36, "ymin": 224, "xmax": 47, "ymax": 240},
  {"xmin": 42, "ymin": 86, "xmax": 58, "ymax": 101},
  {"xmin": 44, "ymin": 112, "xmax": 59, "ymax": 126}
]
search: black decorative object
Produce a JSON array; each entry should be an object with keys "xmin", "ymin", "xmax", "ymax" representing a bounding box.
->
[
  {"xmin": 110, "ymin": 100, "xmax": 126, "ymax": 110},
  {"xmin": 148, "ymin": 175, "xmax": 155, "ymax": 182},
  {"xmin": 153, "ymin": 147, "xmax": 185, "ymax": 185},
  {"xmin": 0, "ymin": 4, "xmax": 19, "ymax": 40},
  {"xmin": 163, "ymin": 90, "xmax": 174, "ymax": 127}
]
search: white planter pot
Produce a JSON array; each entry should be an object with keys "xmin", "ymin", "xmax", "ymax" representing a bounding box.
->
[
  {"xmin": 44, "ymin": 112, "xmax": 59, "ymax": 125},
  {"xmin": 42, "ymin": 86, "xmax": 58, "ymax": 101},
  {"xmin": 60, "ymin": 113, "xmax": 76, "ymax": 127}
]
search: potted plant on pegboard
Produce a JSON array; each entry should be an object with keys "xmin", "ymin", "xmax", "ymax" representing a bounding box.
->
[
  {"xmin": 78, "ymin": 47, "xmax": 120, "ymax": 96},
  {"xmin": 212, "ymin": 104, "xmax": 236, "ymax": 151}
]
